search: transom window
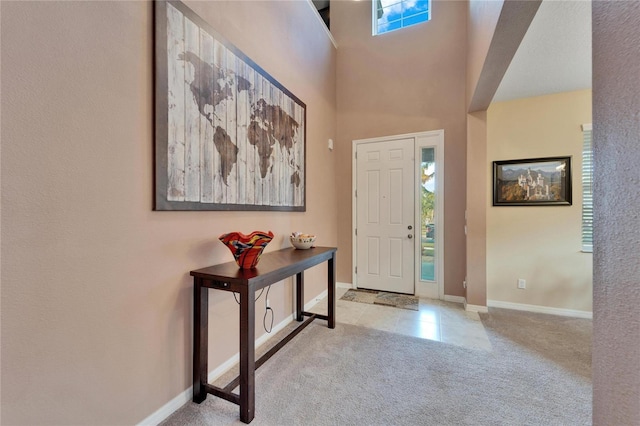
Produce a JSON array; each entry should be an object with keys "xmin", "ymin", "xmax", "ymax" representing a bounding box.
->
[{"xmin": 373, "ymin": 0, "xmax": 431, "ymax": 36}]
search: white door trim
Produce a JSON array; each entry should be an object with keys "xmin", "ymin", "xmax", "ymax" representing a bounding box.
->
[{"xmin": 352, "ymin": 130, "xmax": 445, "ymax": 298}]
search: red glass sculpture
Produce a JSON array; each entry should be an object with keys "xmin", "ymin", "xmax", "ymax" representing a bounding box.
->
[{"xmin": 219, "ymin": 231, "xmax": 274, "ymax": 269}]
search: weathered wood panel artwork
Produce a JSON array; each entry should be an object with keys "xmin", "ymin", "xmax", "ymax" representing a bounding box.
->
[{"xmin": 154, "ymin": 1, "xmax": 306, "ymax": 211}]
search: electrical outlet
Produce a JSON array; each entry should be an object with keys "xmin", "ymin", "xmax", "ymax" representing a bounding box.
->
[
  {"xmin": 266, "ymin": 298, "xmax": 270, "ymax": 308},
  {"xmin": 517, "ymin": 279, "xmax": 526, "ymax": 289},
  {"xmin": 463, "ymin": 280, "xmax": 467, "ymax": 289}
]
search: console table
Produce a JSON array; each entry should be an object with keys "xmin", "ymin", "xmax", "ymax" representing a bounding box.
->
[{"xmin": 190, "ymin": 246, "xmax": 337, "ymax": 423}]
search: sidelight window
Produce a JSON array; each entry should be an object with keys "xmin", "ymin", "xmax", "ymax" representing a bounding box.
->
[{"xmin": 420, "ymin": 147, "xmax": 436, "ymax": 281}]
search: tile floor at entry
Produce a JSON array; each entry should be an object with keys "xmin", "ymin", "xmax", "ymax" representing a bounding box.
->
[{"xmin": 308, "ymin": 287, "xmax": 492, "ymax": 352}]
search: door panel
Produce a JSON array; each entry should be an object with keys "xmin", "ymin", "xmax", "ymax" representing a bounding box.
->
[
  {"xmin": 367, "ymin": 171, "xmax": 380, "ymax": 223},
  {"xmin": 389, "ymin": 238, "xmax": 403, "ymax": 277},
  {"xmin": 367, "ymin": 237, "xmax": 380, "ymax": 275},
  {"xmin": 356, "ymin": 138, "xmax": 414, "ymax": 294}
]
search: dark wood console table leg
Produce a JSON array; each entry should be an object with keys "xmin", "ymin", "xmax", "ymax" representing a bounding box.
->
[
  {"xmin": 191, "ymin": 247, "xmax": 337, "ymax": 423},
  {"xmin": 295, "ymin": 272, "xmax": 304, "ymax": 322},
  {"xmin": 239, "ymin": 286, "xmax": 256, "ymax": 423},
  {"xmin": 193, "ymin": 278, "xmax": 208, "ymax": 403},
  {"xmin": 328, "ymin": 252, "xmax": 336, "ymax": 329}
]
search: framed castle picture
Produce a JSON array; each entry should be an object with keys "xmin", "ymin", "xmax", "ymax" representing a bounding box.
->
[
  {"xmin": 154, "ymin": 1, "xmax": 306, "ymax": 211},
  {"xmin": 493, "ymin": 157, "xmax": 572, "ymax": 206}
]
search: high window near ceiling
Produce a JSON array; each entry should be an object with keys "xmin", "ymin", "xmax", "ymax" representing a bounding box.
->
[{"xmin": 373, "ymin": 0, "xmax": 431, "ymax": 36}]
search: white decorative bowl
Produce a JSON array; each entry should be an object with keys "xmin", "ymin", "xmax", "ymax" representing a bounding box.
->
[{"xmin": 290, "ymin": 235, "xmax": 316, "ymax": 250}]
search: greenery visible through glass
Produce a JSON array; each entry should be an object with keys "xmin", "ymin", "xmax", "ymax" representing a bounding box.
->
[
  {"xmin": 421, "ymin": 148, "xmax": 435, "ymax": 281},
  {"xmin": 374, "ymin": 0, "xmax": 431, "ymax": 35}
]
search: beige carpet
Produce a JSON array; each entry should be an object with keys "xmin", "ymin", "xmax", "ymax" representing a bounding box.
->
[
  {"xmin": 161, "ymin": 307, "xmax": 591, "ymax": 425},
  {"xmin": 340, "ymin": 288, "xmax": 419, "ymax": 311}
]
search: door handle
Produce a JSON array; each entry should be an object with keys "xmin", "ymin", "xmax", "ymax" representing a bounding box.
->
[{"xmin": 408, "ymin": 234, "xmax": 413, "ymax": 239}]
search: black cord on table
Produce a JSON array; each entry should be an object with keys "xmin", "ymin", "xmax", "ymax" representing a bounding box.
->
[
  {"xmin": 263, "ymin": 285, "xmax": 273, "ymax": 333},
  {"xmin": 232, "ymin": 287, "xmax": 265, "ymax": 304},
  {"xmin": 232, "ymin": 286, "xmax": 274, "ymax": 333}
]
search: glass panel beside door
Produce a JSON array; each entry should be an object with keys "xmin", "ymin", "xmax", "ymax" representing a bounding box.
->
[{"xmin": 420, "ymin": 147, "xmax": 436, "ymax": 282}]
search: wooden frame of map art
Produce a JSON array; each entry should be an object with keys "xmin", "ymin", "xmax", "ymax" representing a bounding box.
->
[
  {"xmin": 493, "ymin": 156, "xmax": 572, "ymax": 206},
  {"xmin": 154, "ymin": 1, "xmax": 306, "ymax": 211}
]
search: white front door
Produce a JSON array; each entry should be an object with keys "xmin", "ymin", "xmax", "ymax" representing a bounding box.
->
[{"xmin": 355, "ymin": 138, "xmax": 415, "ymax": 294}]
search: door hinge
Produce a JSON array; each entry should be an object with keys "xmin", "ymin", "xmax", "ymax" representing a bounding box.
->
[
  {"xmin": 355, "ymin": 189, "xmax": 357, "ymax": 197},
  {"xmin": 355, "ymin": 228, "xmax": 357, "ymax": 236},
  {"xmin": 355, "ymin": 151, "xmax": 358, "ymax": 159},
  {"xmin": 355, "ymin": 266, "xmax": 357, "ymax": 274}
]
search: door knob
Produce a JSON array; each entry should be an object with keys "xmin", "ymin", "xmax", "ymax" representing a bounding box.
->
[
  {"xmin": 408, "ymin": 225, "xmax": 413, "ymax": 230},
  {"xmin": 408, "ymin": 234, "xmax": 413, "ymax": 239}
]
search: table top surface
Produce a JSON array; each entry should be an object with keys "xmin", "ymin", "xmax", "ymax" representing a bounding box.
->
[{"xmin": 190, "ymin": 246, "xmax": 337, "ymax": 285}]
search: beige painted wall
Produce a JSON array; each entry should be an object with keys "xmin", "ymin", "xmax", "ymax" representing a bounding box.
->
[
  {"xmin": 0, "ymin": 1, "xmax": 336, "ymax": 424},
  {"xmin": 465, "ymin": 0, "xmax": 540, "ymax": 308},
  {"xmin": 466, "ymin": 0, "xmax": 504, "ymax": 107},
  {"xmin": 486, "ymin": 90, "xmax": 592, "ymax": 312},
  {"xmin": 466, "ymin": 111, "xmax": 487, "ymax": 306},
  {"xmin": 464, "ymin": 0, "xmax": 502, "ymax": 307},
  {"xmin": 592, "ymin": 2, "xmax": 640, "ymax": 423},
  {"xmin": 332, "ymin": 0, "xmax": 467, "ymax": 296}
]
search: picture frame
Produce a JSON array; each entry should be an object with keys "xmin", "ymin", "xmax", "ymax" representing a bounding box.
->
[
  {"xmin": 493, "ymin": 156, "xmax": 572, "ymax": 206},
  {"xmin": 154, "ymin": 0, "xmax": 306, "ymax": 211}
]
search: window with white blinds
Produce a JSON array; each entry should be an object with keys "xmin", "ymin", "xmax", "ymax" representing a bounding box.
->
[{"xmin": 581, "ymin": 124, "xmax": 593, "ymax": 252}]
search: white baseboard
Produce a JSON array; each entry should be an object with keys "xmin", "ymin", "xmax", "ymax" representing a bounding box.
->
[
  {"xmin": 137, "ymin": 314, "xmax": 294, "ymax": 426},
  {"xmin": 442, "ymin": 295, "xmax": 489, "ymax": 313},
  {"xmin": 444, "ymin": 295, "xmax": 465, "ymax": 304},
  {"xmin": 137, "ymin": 289, "xmax": 327, "ymax": 426},
  {"xmin": 138, "ymin": 386, "xmax": 192, "ymax": 426},
  {"xmin": 465, "ymin": 303, "xmax": 489, "ymax": 314},
  {"xmin": 337, "ymin": 281, "xmax": 353, "ymax": 289},
  {"xmin": 307, "ymin": 289, "xmax": 328, "ymax": 308},
  {"xmin": 487, "ymin": 299, "xmax": 593, "ymax": 319},
  {"xmin": 415, "ymin": 282, "xmax": 439, "ymax": 299}
]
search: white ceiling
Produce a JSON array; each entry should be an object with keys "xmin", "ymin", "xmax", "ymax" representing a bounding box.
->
[{"xmin": 492, "ymin": 0, "xmax": 592, "ymax": 103}]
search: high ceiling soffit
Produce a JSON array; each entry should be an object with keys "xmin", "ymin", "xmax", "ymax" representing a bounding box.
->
[{"xmin": 493, "ymin": 0, "xmax": 592, "ymax": 103}]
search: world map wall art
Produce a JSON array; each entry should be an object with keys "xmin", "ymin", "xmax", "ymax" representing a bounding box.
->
[{"xmin": 154, "ymin": 1, "xmax": 306, "ymax": 211}]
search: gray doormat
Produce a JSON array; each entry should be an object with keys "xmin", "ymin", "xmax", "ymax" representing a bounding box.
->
[{"xmin": 340, "ymin": 289, "xmax": 419, "ymax": 311}]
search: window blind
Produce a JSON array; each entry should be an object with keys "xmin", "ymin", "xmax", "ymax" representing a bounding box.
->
[
  {"xmin": 582, "ymin": 125, "xmax": 593, "ymax": 252},
  {"xmin": 374, "ymin": 0, "xmax": 431, "ymax": 35}
]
